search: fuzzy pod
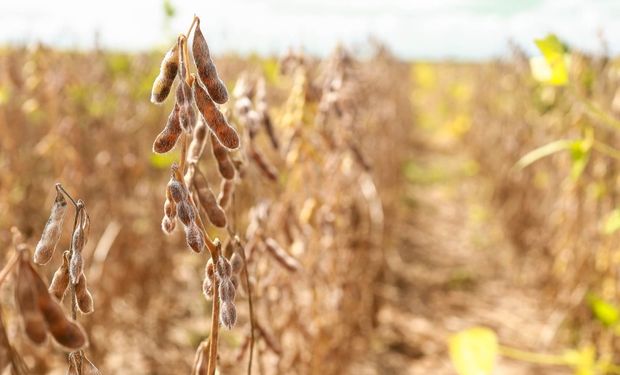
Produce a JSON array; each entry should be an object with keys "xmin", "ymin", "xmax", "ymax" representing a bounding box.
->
[
  {"xmin": 201, "ymin": 260, "xmax": 216, "ymax": 298},
  {"xmin": 177, "ymin": 200, "xmax": 196, "ymax": 226},
  {"xmin": 75, "ymin": 274, "xmax": 94, "ymax": 314},
  {"xmin": 175, "ymin": 80, "xmax": 196, "ymax": 132},
  {"xmin": 192, "ymin": 21, "xmax": 228, "ymax": 104},
  {"xmin": 205, "ymin": 258, "xmax": 214, "ymax": 280},
  {"xmin": 215, "ymin": 256, "xmax": 232, "ymax": 280},
  {"xmin": 150, "ymin": 43, "xmax": 179, "ymax": 104},
  {"xmin": 153, "ymin": 105, "xmax": 183, "ymax": 153},
  {"xmin": 69, "ymin": 250, "xmax": 83, "ymax": 285},
  {"xmin": 188, "ymin": 117, "xmax": 208, "ymax": 163},
  {"xmin": 217, "ymin": 179, "xmax": 235, "ymax": 210},
  {"xmin": 248, "ymin": 144, "xmax": 278, "ymax": 181},
  {"xmin": 219, "ymin": 278, "xmax": 236, "ymax": 303},
  {"xmin": 27, "ymin": 260, "xmax": 88, "ymax": 350},
  {"xmin": 49, "ymin": 251, "xmax": 70, "ymax": 301},
  {"xmin": 193, "ymin": 79, "xmax": 239, "ymax": 150},
  {"xmin": 167, "ymin": 178, "xmax": 187, "ymax": 203},
  {"xmin": 264, "ymin": 237, "xmax": 301, "ymax": 272},
  {"xmin": 210, "ymin": 132, "xmax": 235, "ymax": 180},
  {"xmin": 220, "ymin": 301, "xmax": 237, "ymax": 329},
  {"xmin": 72, "ymin": 224, "xmax": 85, "ymax": 255},
  {"xmin": 15, "ymin": 259, "xmax": 47, "ymax": 344},
  {"xmin": 185, "ymin": 222, "xmax": 205, "ymax": 253},
  {"xmin": 230, "ymin": 252, "xmax": 243, "ymax": 275},
  {"xmin": 193, "ymin": 168, "xmax": 227, "ymax": 228},
  {"xmin": 161, "ymin": 215, "xmax": 176, "ymax": 235},
  {"xmin": 34, "ymin": 190, "xmax": 68, "ymax": 265},
  {"xmin": 202, "ymin": 274, "xmax": 213, "ymax": 300},
  {"xmin": 164, "ymin": 197, "xmax": 177, "ymax": 219}
]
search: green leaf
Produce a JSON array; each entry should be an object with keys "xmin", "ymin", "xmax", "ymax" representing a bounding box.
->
[
  {"xmin": 533, "ymin": 34, "xmax": 569, "ymax": 86},
  {"xmin": 603, "ymin": 210, "xmax": 620, "ymax": 235},
  {"xmin": 515, "ymin": 139, "xmax": 573, "ymax": 169},
  {"xmin": 587, "ymin": 294, "xmax": 620, "ymax": 327},
  {"xmin": 449, "ymin": 327, "xmax": 498, "ymax": 375}
]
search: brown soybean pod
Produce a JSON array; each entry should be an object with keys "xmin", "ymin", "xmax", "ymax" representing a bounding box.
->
[
  {"xmin": 185, "ymin": 222, "xmax": 205, "ymax": 253},
  {"xmin": 153, "ymin": 105, "xmax": 183, "ymax": 153},
  {"xmin": 219, "ymin": 279, "xmax": 236, "ymax": 303},
  {"xmin": 177, "ymin": 200, "xmax": 196, "ymax": 226},
  {"xmin": 72, "ymin": 222, "xmax": 85, "ymax": 255},
  {"xmin": 210, "ymin": 132, "xmax": 235, "ymax": 180},
  {"xmin": 248, "ymin": 144, "xmax": 278, "ymax": 181},
  {"xmin": 220, "ymin": 301, "xmax": 237, "ymax": 329},
  {"xmin": 192, "ymin": 20, "xmax": 229, "ymax": 104},
  {"xmin": 69, "ymin": 248, "xmax": 83, "ymax": 285},
  {"xmin": 49, "ymin": 250, "xmax": 70, "ymax": 301},
  {"xmin": 188, "ymin": 117, "xmax": 208, "ymax": 163},
  {"xmin": 34, "ymin": 190, "xmax": 68, "ymax": 265},
  {"xmin": 256, "ymin": 77, "xmax": 279, "ymax": 149},
  {"xmin": 176, "ymin": 80, "xmax": 195, "ymax": 132},
  {"xmin": 27, "ymin": 262, "xmax": 88, "ymax": 350},
  {"xmin": 161, "ymin": 216, "xmax": 176, "ymax": 234},
  {"xmin": 15, "ymin": 259, "xmax": 47, "ymax": 344},
  {"xmin": 192, "ymin": 340, "xmax": 209, "ymax": 375},
  {"xmin": 256, "ymin": 320, "xmax": 282, "ymax": 355},
  {"xmin": 167, "ymin": 177, "xmax": 188, "ymax": 203},
  {"xmin": 264, "ymin": 237, "xmax": 301, "ymax": 272},
  {"xmin": 193, "ymin": 79, "xmax": 240, "ymax": 150},
  {"xmin": 230, "ymin": 252, "xmax": 243, "ymax": 274},
  {"xmin": 75, "ymin": 273, "xmax": 94, "ymax": 314},
  {"xmin": 193, "ymin": 168, "xmax": 227, "ymax": 228},
  {"xmin": 217, "ymin": 178, "xmax": 235, "ymax": 210},
  {"xmin": 150, "ymin": 43, "xmax": 179, "ymax": 104}
]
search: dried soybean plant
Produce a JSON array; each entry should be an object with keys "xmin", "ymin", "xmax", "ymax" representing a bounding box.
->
[
  {"xmin": 149, "ymin": 15, "xmax": 248, "ymax": 375},
  {"xmin": 200, "ymin": 47, "xmax": 384, "ymax": 374},
  {"xmin": 0, "ymin": 183, "xmax": 99, "ymax": 374},
  {"xmin": 34, "ymin": 184, "xmax": 99, "ymax": 374}
]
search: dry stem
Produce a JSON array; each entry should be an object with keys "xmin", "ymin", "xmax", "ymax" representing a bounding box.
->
[{"xmin": 0, "ymin": 251, "xmax": 19, "ymax": 288}]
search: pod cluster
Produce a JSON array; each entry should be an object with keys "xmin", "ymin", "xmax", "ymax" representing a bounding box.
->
[
  {"xmin": 167, "ymin": 165, "xmax": 205, "ymax": 253},
  {"xmin": 202, "ymin": 250, "xmax": 243, "ymax": 330},
  {"xmin": 25, "ymin": 185, "xmax": 100, "ymax": 373},
  {"xmin": 15, "ymin": 251, "xmax": 87, "ymax": 351},
  {"xmin": 150, "ymin": 16, "xmax": 240, "ymax": 155}
]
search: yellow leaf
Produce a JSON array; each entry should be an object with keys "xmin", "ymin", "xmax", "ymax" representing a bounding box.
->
[
  {"xmin": 532, "ymin": 34, "xmax": 569, "ymax": 86},
  {"xmin": 449, "ymin": 327, "xmax": 498, "ymax": 375}
]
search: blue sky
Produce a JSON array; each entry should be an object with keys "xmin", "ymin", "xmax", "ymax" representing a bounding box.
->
[{"xmin": 1, "ymin": 0, "xmax": 619, "ymax": 59}]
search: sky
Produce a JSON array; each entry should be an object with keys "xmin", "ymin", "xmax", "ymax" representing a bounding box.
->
[{"xmin": 0, "ymin": 0, "xmax": 619, "ymax": 60}]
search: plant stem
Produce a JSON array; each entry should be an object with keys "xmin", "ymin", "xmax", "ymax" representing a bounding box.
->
[
  {"xmin": 56, "ymin": 183, "xmax": 78, "ymax": 209},
  {"xmin": 499, "ymin": 345, "xmax": 567, "ymax": 366},
  {"xmin": 0, "ymin": 251, "xmax": 19, "ymax": 288},
  {"xmin": 207, "ymin": 251, "xmax": 221, "ymax": 375},
  {"xmin": 593, "ymin": 140, "xmax": 620, "ymax": 161},
  {"xmin": 237, "ymin": 236, "xmax": 254, "ymax": 375}
]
